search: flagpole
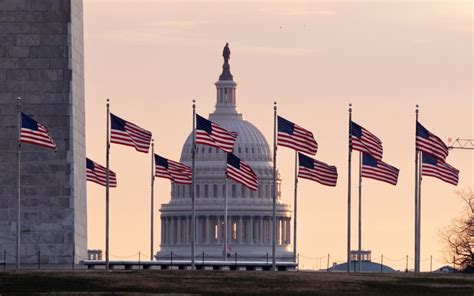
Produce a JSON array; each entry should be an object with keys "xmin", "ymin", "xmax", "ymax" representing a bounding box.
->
[
  {"xmin": 150, "ymin": 139, "xmax": 155, "ymax": 261},
  {"xmin": 358, "ymin": 151, "xmax": 362, "ymax": 272},
  {"xmin": 191, "ymin": 99, "xmax": 196, "ymax": 270},
  {"xmin": 16, "ymin": 97, "xmax": 21, "ymax": 270},
  {"xmin": 293, "ymin": 150, "xmax": 298, "ymax": 264},
  {"xmin": 347, "ymin": 103, "xmax": 352, "ymax": 272},
  {"xmin": 417, "ymin": 151, "xmax": 422, "ymax": 273},
  {"xmin": 223, "ymin": 93, "xmax": 229, "ymax": 262},
  {"xmin": 224, "ymin": 177, "xmax": 228, "ymax": 261},
  {"xmin": 414, "ymin": 105, "xmax": 419, "ymax": 273},
  {"xmin": 272, "ymin": 101, "xmax": 277, "ymax": 271},
  {"xmin": 105, "ymin": 98, "xmax": 110, "ymax": 271}
]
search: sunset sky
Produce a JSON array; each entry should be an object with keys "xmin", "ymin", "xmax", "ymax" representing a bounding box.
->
[{"xmin": 83, "ymin": 0, "xmax": 472, "ymax": 271}]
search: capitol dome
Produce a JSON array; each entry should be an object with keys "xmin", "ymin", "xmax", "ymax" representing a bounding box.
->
[
  {"xmin": 157, "ymin": 45, "xmax": 292, "ymax": 262},
  {"xmin": 181, "ymin": 116, "xmax": 272, "ymax": 164}
]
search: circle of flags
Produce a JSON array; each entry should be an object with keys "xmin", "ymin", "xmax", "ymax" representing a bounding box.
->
[{"xmin": 16, "ymin": 98, "xmax": 461, "ymax": 272}]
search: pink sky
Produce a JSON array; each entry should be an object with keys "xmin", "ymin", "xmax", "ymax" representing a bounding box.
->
[{"xmin": 83, "ymin": 0, "xmax": 472, "ymax": 271}]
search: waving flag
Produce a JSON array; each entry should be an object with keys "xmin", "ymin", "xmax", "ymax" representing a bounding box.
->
[
  {"xmin": 20, "ymin": 113, "xmax": 56, "ymax": 150},
  {"xmin": 155, "ymin": 154, "xmax": 192, "ymax": 184},
  {"xmin": 278, "ymin": 116, "xmax": 317, "ymax": 155},
  {"xmin": 416, "ymin": 122, "xmax": 449, "ymax": 161},
  {"xmin": 350, "ymin": 121, "xmax": 383, "ymax": 160},
  {"xmin": 110, "ymin": 113, "xmax": 152, "ymax": 153},
  {"xmin": 298, "ymin": 153, "xmax": 337, "ymax": 186},
  {"xmin": 226, "ymin": 153, "xmax": 258, "ymax": 191},
  {"xmin": 196, "ymin": 114, "xmax": 237, "ymax": 153},
  {"xmin": 86, "ymin": 158, "xmax": 117, "ymax": 187},
  {"xmin": 361, "ymin": 153, "xmax": 399, "ymax": 185},
  {"xmin": 421, "ymin": 153, "xmax": 459, "ymax": 185}
]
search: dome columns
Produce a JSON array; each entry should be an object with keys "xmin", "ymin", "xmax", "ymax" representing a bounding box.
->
[{"xmin": 214, "ymin": 80, "xmax": 239, "ymax": 116}]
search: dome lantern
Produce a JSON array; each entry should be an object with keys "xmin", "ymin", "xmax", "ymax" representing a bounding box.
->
[{"xmin": 213, "ymin": 43, "xmax": 239, "ymax": 118}]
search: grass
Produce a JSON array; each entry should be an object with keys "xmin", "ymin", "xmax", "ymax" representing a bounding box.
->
[{"xmin": 0, "ymin": 270, "xmax": 473, "ymax": 295}]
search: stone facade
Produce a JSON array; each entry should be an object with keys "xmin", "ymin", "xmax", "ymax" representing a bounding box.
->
[{"xmin": 0, "ymin": 0, "xmax": 86, "ymax": 264}]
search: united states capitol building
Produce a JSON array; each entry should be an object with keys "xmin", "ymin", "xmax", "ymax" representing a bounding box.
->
[{"xmin": 157, "ymin": 45, "xmax": 293, "ymax": 261}]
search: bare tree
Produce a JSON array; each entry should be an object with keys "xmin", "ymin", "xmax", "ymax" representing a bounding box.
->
[{"xmin": 439, "ymin": 189, "xmax": 473, "ymax": 272}]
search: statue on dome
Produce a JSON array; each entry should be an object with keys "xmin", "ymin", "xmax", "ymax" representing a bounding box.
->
[
  {"xmin": 223, "ymin": 43, "xmax": 231, "ymax": 64},
  {"xmin": 219, "ymin": 43, "xmax": 233, "ymax": 80}
]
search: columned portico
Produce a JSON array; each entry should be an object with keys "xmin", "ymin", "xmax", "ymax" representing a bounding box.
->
[{"xmin": 161, "ymin": 214, "xmax": 291, "ymax": 248}]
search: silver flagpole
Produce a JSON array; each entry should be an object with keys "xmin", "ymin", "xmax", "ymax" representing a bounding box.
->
[
  {"xmin": 272, "ymin": 101, "xmax": 277, "ymax": 271},
  {"xmin": 358, "ymin": 152, "xmax": 362, "ymax": 272},
  {"xmin": 191, "ymin": 99, "xmax": 196, "ymax": 270},
  {"xmin": 417, "ymin": 151, "xmax": 422, "ymax": 272},
  {"xmin": 414, "ymin": 105, "xmax": 419, "ymax": 273},
  {"xmin": 224, "ymin": 176, "xmax": 228, "ymax": 261},
  {"xmin": 16, "ymin": 97, "xmax": 21, "ymax": 270},
  {"xmin": 105, "ymin": 98, "xmax": 110, "ymax": 271},
  {"xmin": 347, "ymin": 103, "xmax": 352, "ymax": 272},
  {"xmin": 150, "ymin": 139, "xmax": 155, "ymax": 260},
  {"xmin": 293, "ymin": 151, "xmax": 298, "ymax": 264}
]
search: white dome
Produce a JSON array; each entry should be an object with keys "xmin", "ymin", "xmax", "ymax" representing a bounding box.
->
[{"xmin": 180, "ymin": 115, "xmax": 272, "ymax": 163}]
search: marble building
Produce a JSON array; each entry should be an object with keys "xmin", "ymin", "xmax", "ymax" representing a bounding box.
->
[
  {"xmin": 0, "ymin": 0, "xmax": 86, "ymax": 264},
  {"xmin": 157, "ymin": 45, "xmax": 292, "ymax": 261}
]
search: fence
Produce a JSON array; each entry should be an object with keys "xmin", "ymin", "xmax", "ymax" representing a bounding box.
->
[
  {"xmin": 298, "ymin": 253, "xmax": 452, "ymax": 273},
  {"xmin": 0, "ymin": 249, "xmax": 454, "ymax": 272}
]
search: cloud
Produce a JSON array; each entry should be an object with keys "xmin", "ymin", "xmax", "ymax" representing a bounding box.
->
[
  {"xmin": 259, "ymin": 6, "xmax": 336, "ymax": 17},
  {"xmin": 89, "ymin": 19, "xmax": 209, "ymax": 45},
  {"xmin": 234, "ymin": 44, "xmax": 315, "ymax": 56},
  {"xmin": 149, "ymin": 20, "xmax": 209, "ymax": 30}
]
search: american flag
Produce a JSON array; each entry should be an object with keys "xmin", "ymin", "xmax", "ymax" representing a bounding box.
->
[
  {"xmin": 86, "ymin": 158, "xmax": 117, "ymax": 187},
  {"xmin": 226, "ymin": 153, "xmax": 258, "ymax": 191},
  {"xmin": 20, "ymin": 112, "xmax": 56, "ymax": 150},
  {"xmin": 155, "ymin": 154, "xmax": 192, "ymax": 184},
  {"xmin": 361, "ymin": 153, "xmax": 399, "ymax": 185},
  {"xmin": 421, "ymin": 152, "xmax": 459, "ymax": 186},
  {"xmin": 110, "ymin": 113, "xmax": 152, "ymax": 153},
  {"xmin": 351, "ymin": 121, "xmax": 383, "ymax": 160},
  {"xmin": 416, "ymin": 122, "xmax": 449, "ymax": 161},
  {"xmin": 196, "ymin": 114, "xmax": 237, "ymax": 153},
  {"xmin": 298, "ymin": 153, "xmax": 337, "ymax": 187},
  {"xmin": 278, "ymin": 116, "xmax": 318, "ymax": 155}
]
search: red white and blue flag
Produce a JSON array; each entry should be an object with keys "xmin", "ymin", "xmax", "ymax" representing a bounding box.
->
[
  {"xmin": 155, "ymin": 154, "xmax": 192, "ymax": 184},
  {"xmin": 226, "ymin": 153, "xmax": 258, "ymax": 191},
  {"xmin": 110, "ymin": 113, "xmax": 152, "ymax": 153},
  {"xmin": 86, "ymin": 158, "xmax": 117, "ymax": 187},
  {"xmin": 361, "ymin": 153, "xmax": 399, "ymax": 185},
  {"xmin": 416, "ymin": 122, "xmax": 449, "ymax": 161},
  {"xmin": 278, "ymin": 116, "xmax": 317, "ymax": 155},
  {"xmin": 350, "ymin": 121, "xmax": 383, "ymax": 160},
  {"xmin": 421, "ymin": 153, "xmax": 459, "ymax": 186},
  {"xmin": 298, "ymin": 153, "xmax": 337, "ymax": 187},
  {"xmin": 20, "ymin": 113, "xmax": 56, "ymax": 150},
  {"xmin": 196, "ymin": 114, "xmax": 237, "ymax": 153}
]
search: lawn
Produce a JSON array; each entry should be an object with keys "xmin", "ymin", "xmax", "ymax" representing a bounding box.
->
[{"xmin": 0, "ymin": 270, "xmax": 473, "ymax": 295}]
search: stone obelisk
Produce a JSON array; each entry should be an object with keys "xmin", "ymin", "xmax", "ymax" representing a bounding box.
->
[{"xmin": 0, "ymin": 0, "xmax": 87, "ymax": 265}]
